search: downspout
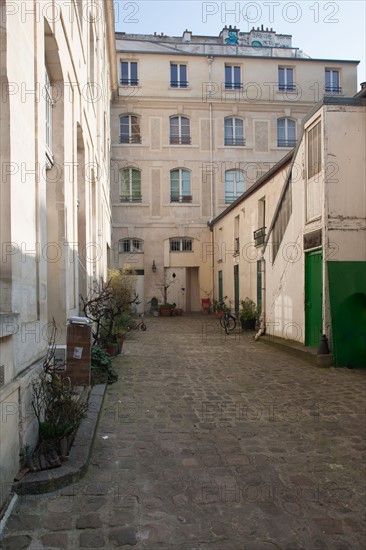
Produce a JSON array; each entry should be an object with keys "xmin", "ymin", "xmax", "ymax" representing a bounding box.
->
[
  {"xmin": 207, "ymin": 56, "xmax": 215, "ymax": 296},
  {"xmin": 207, "ymin": 56, "xmax": 214, "ymax": 220},
  {"xmin": 255, "ymin": 255, "xmax": 266, "ymax": 340}
]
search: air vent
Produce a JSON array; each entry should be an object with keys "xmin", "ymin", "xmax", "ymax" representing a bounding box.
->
[{"xmin": 0, "ymin": 365, "xmax": 5, "ymax": 387}]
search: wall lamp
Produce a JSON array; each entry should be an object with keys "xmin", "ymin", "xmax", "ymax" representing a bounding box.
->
[{"xmin": 152, "ymin": 260, "xmax": 157, "ymax": 273}]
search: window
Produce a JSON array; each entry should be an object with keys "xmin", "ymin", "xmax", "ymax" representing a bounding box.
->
[
  {"xmin": 254, "ymin": 197, "xmax": 266, "ymax": 246},
  {"xmin": 45, "ymin": 68, "xmax": 53, "ymax": 154},
  {"xmin": 325, "ymin": 69, "xmax": 341, "ymax": 93},
  {"xmin": 225, "ymin": 65, "xmax": 242, "ymax": 90},
  {"xmin": 278, "ymin": 67, "xmax": 295, "ymax": 91},
  {"xmin": 119, "ymin": 168, "xmax": 142, "ymax": 202},
  {"xmin": 170, "ymin": 238, "xmax": 193, "ymax": 252},
  {"xmin": 118, "ymin": 239, "xmax": 143, "ymax": 253},
  {"xmin": 234, "ymin": 215, "xmax": 240, "ymax": 255},
  {"xmin": 307, "ymin": 121, "xmax": 321, "ymax": 179},
  {"xmin": 170, "ymin": 63, "xmax": 188, "ymax": 88},
  {"xmin": 277, "ymin": 118, "xmax": 296, "ymax": 147},
  {"xmin": 224, "ymin": 118, "xmax": 244, "ymax": 146},
  {"xmin": 225, "ymin": 170, "xmax": 244, "ymax": 203},
  {"xmin": 170, "ymin": 169, "xmax": 191, "ymax": 203},
  {"xmin": 119, "ymin": 115, "xmax": 141, "ymax": 144},
  {"xmin": 170, "ymin": 116, "xmax": 191, "ymax": 145},
  {"xmin": 120, "ymin": 61, "xmax": 138, "ymax": 86}
]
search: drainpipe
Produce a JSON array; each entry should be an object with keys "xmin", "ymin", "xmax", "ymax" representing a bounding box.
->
[
  {"xmin": 255, "ymin": 255, "xmax": 266, "ymax": 340},
  {"xmin": 207, "ymin": 56, "xmax": 215, "ymax": 220},
  {"xmin": 207, "ymin": 56, "xmax": 215, "ymax": 296}
]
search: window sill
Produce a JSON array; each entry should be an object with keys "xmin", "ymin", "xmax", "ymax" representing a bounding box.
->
[
  {"xmin": 169, "ymin": 86, "xmax": 191, "ymax": 90},
  {"xmin": 0, "ymin": 312, "xmax": 19, "ymax": 338},
  {"xmin": 164, "ymin": 202, "xmax": 197, "ymax": 207},
  {"xmin": 113, "ymin": 202, "xmax": 148, "ymax": 206},
  {"xmin": 163, "ymin": 144, "xmax": 198, "ymax": 148}
]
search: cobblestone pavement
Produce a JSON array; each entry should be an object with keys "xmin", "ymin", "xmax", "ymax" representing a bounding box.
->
[{"xmin": 2, "ymin": 315, "xmax": 366, "ymax": 549}]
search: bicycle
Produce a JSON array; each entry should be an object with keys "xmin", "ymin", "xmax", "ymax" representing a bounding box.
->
[
  {"xmin": 219, "ymin": 302, "xmax": 236, "ymax": 334},
  {"xmin": 127, "ymin": 313, "xmax": 147, "ymax": 331}
]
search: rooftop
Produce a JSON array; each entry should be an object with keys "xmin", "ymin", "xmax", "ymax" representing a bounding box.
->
[{"xmin": 116, "ymin": 25, "xmax": 310, "ymax": 59}]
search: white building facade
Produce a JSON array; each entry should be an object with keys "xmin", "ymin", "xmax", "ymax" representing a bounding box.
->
[
  {"xmin": 210, "ymin": 94, "xmax": 366, "ymax": 368},
  {"xmin": 0, "ymin": 0, "xmax": 116, "ymax": 510}
]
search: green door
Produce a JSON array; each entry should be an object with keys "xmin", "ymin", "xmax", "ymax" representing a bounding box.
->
[
  {"xmin": 234, "ymin": 265, "xmax": 239, "ymax": 314},
  {"xmin": 305, "ymin": 250, "xmax": 322, "ymax": 347}
]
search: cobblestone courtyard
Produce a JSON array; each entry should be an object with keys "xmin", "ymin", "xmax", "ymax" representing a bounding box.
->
[{"xmin": 2, "ymin": 315, "xmax": 366, "ymax": 549}]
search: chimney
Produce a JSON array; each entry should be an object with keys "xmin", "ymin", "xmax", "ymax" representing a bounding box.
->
[{"xmin": 183, "ymin": 29, "xmax": 192, "ymax": 42}]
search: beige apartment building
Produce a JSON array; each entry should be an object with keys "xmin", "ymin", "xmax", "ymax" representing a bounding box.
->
[
  {"xmin": 0, "ymin": 0, "xmax": 116, "ymax": 509},
  {"xmin": 111, "ymin": 26, "xmax": 358, "ymax": 311}
]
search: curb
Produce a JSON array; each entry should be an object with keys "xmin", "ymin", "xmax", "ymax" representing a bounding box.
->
[
  {"xmin": 256, "ymin": 335, "xmax": 318, "ymax": 366},
  {"xmin": 13, "ymin": 384, "xmax": 107, "ymax": 495}
]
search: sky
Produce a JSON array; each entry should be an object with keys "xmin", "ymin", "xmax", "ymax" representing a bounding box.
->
[{"xmin": 114, "ymin": 0, "xmax": 366, "ymax": 87}]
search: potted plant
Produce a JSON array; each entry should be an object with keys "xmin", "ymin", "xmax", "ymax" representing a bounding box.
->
[
  {"xmin": 240, "ymin": 298, "xmax": 257, "ymax": 330},
  {"xmin": 213, "ymin": 299, "xmax": 225, "ymax": 318},
  {"xmin": 159, "ymin": 303, "xmax": 174, "ymax": 316},
  {"xmin": 112, "ymin": 311, "xmax": 131, "ymax": 352},
  {"xmin": 149, "ymin": 297, "xmax": 159, "ymax": 316}
]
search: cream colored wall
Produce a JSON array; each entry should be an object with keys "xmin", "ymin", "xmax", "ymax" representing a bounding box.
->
[
  {"xmin": 0, "ymin": 0, "xmax": 115, "ymax": 511},
  {"xmin": 324, "ymin": 106, "xmax": 366, "ymax": 261},
  {"xmin": 264, "ymin": 138, "xmax": 308, "ymax": 342},
  {"xmin": 212, "ymin": 164, "xmax": 289, "ymax": 311},
  {"xmin": 117, "ymin": 52, "xmax": 357, "ymax": 102}
]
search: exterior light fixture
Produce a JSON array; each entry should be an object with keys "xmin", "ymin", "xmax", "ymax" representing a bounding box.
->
[{"xmin": 152, "ymin": 260, "xmax": 157, "ymax": 273}]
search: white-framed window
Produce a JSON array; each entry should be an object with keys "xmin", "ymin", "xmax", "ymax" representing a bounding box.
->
[
  {"xmin": 170, "ymin": 169, "xmax": 191, "ymax": 203},
  {"xmin": 119, "ymin": 168, "xmax": 142, "ymax": 202},
  {"xmin": 278, "ymin": 67, "xmax": 295, "ymax": 91},
  {"xmin": 119, "ymin": 115, "xmax": 141, "ymax": 144},
  {"xmin": 325, "ymin": 69, "xmax": 341, "ymax": 93},
  {"xmin": 120, "ymin": 61, "xmax": 138, "ymax": 86},
  {"xmin": 170, "ymin": 116, "xmax": 191, "ymax": 145},
  {"xmin": 225, "ymin": 169, "xmax": 244, "ymax": 203},
  {"xmin": 224, "ymin": 117, "xmax": 244, "ymax": 146},
  {"xmin": 277, "ymin": 118, "xmax": 296, "ymax": 147},
  {"xmin": 225, "ymin": 65, "xmax": 242, "ymax": 90},
  {"xmin": 45, "ymin": 67, "xmax": 53, "ymax": 155},
  {"xmin": 118, "ymin": 238, "xmax": 143, "ymax": 254},
  {"xmin": 170, "ymin": 238, "xmax": 193, "ymax": 252},
  {"xmin": 170, "ymin": 63, "xmax": 188, "ymax": 88},
  {"xmin": 307, "ymin": 121, "xmax": 321, "ymax": 180}
]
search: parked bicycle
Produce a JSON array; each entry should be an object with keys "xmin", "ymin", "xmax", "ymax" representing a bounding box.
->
[
  {"xmin": 219, "ymin": 302, "xmax": 236, "ymax": 334},
  {"xmin": 127, "ymin": 313, "xmax": 147, "ymax": 331}
]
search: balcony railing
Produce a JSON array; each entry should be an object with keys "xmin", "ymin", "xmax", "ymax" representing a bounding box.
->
[
  {"xmin": 277, "ymin": 139, "xmax": 297, "ymax": 147},
  {"xmin": 170, "ymin": 135, "xmax": 191, "ymax": 145},
  {"xmin": 224, "ymin": 82, "xmax": 243, "ymax": 90},
  {"xmin": 170, "ymin": 80, "xmax": 188, "ymax": 88},
  {"xmin": 120, "ymin": 78, "xmax": 139, "ymax": 86},
  {"xmin": 170, "ymin": 194, "xmax": 192, "ymax": 203},
  {"xmin": 119, "ymin": 194, "xmax": 142, "ymax": 203},
  {"xmin": 225, "ymin": 192, "xmax": 242, "ymax": 204},
  {"xmin": 325, "ymin": 86, "xmax": 342, "ymax": 93},
  {"xmin": 225, "ymin": 137, "xmax": 245, "ymax": 146},
  {"xmin": 234, "ymin": 237, "xmax": 240, "ymax": 255},
  {"xmin": 278, "ymin": 84, "xmax": 297, "ymax": 92},
  {"xmin": 254, "ymin": 226, "xmax": 266, "ymax": 246},
  {"xmin": 119, "ymin": 134, "xmax": 141, "ymax": 144}
]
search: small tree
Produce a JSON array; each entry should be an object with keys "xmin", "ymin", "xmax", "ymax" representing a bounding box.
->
[
  {"xmin": 154, "ymin": 273, "xmax": 177, "ymax": 305},
  {"xmin": 80, "ymin": 268, "xmax": 138, "ymax": 344}
]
